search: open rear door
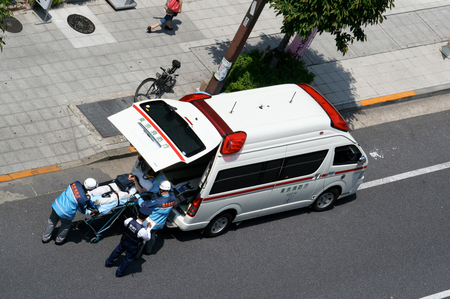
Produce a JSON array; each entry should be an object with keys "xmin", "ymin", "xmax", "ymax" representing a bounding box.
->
[{"xmin": 108, "ymin": 100, "xmax": 221, "ymax": 171}]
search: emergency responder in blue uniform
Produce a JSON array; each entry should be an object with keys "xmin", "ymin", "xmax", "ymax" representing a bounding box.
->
[
  {"xmin": 105, "ymin": 206, "xmax": 152, "ymax": 277},
  {"xmin": 42, "ymin": 178, "xmax": 98, "ymax": 245},
  {"xmin": 139, "ymin": 180, "xmax": 175, "ymax": 255}
]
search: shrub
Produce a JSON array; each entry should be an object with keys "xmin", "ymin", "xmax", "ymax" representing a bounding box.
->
[
  {"xmin": 52, "ymin": 0, "xmax": 64, "ymax": 6},
  {"xmin": 222, "ymin": 49, "xmax": 315, "ymax": 93}
]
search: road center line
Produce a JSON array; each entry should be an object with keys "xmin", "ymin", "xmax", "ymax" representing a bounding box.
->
[
  {"xmin": 358, "ymin": 161, "xmax": 450, "ymax": 190},
  {"xmin": 418, "ymin": 289, "xmax": 450, "ymax": 299}
]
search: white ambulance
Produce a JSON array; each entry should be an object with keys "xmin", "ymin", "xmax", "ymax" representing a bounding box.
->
[{"xmin": 108, "ymin": 84, "xmax": 368, "ymax": 237}]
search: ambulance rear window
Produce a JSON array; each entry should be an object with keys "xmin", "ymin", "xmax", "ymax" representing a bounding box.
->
[{"xmin": 139, "ymin": 101, "xmax": 206, "ymax": 157}]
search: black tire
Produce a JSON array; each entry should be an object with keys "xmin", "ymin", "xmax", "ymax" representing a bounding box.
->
[
  {"xmin": 134, "ymin": 78, "xmax": 158, "ymax": 102},
  {"xmin": 312, "ymin": 188, "xmax": 339, "ymax": 211},
  {"xmin": 90, "ymin": 236, "xmax": 99, "ymax": 244},
  {"xmin": 204, "ymin": 213, "xmax": 233, "ymax": 238}
]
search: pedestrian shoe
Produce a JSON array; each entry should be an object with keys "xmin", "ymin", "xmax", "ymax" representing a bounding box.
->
[
  {"xmin": 147, "ymin": 26, "xmax": 152, "ymax": 33},
  {"xmin": 164, "ymin": 25, "xmax": 173, "ymax": 30},
  {"xmin": 42, "ymin": 239, "xmax": 50, "ymax": 244},
  {"xmin": 55, "ymin": 241, "xmax": 64, "ymax": 246},
  {"xmin": 115, "ymin": 271, "xmax": 123, "ymax": 278}
]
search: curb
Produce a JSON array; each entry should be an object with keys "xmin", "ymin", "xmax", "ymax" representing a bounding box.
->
[
  {"xmin": 2, "ymin": 83, "xmax": 450, "ymax": 183},
  {"xmin": 0, "ymin": 146, "xmax": 138, "ymax": 183},
  {"xmin": 336, "ymin": 82, "xmax": 450, "ymax": 112}
]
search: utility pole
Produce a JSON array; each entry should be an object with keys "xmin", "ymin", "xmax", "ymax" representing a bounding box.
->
[{"xmin": 205, "ymin": 0, "xmax": 268, "ymax": 95}]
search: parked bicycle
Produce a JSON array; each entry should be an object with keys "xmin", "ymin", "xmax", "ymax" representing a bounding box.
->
[{"xmin": 134, "ymin": 60, "xmax": 181, "ymax": 102}]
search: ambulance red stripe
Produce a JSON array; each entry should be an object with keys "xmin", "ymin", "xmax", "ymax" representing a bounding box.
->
[{"xmin": 204, "ymin": 166, "xmax": 367, "ymax": 202}]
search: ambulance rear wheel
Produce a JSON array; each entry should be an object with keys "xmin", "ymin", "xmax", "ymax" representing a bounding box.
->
[
  {"xmin": 312, "ymin": 188, "xmax": 339, "ymax": 211},
  {"xmin": 204, "ymin": 213, "xmax": 232, "ymax": 237}
]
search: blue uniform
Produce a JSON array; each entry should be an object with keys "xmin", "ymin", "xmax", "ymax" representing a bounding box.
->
[
  {"xmin": 52, "ymin": 181, "xmax": 95, "ymax": 220},
  {"xmin": 43, "ymin": 181, "xmax": 95, "ymax": 244},
  {"xmin": 140, "ymin": 192, "xmax": 175, "ymax": 230},
  {"xmin": 139, "ymin": 192, "xmax": 175, "ymax": 255}
]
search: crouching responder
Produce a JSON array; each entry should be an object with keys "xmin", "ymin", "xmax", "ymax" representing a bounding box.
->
[{"xmin": 42, "ymin": 178, "xmax": 98, "ymax": 245}]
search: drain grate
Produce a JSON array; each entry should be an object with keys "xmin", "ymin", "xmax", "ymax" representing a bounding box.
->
[
  {"xmin": 67, "ymin": 14, "xmax": 95, "ymax": 34},
  {"xmin": 77, "ymin": 97, "xmax": 134, "ymax": 138},
  {"xmin": 1, "ymin": 16, "xmax": 23, "ymax": 33}
]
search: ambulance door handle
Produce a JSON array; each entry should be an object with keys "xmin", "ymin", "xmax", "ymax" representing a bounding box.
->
[
  {"xmin": 314, "ymin": 173, "xmax": 321, "ymax": 180},
  {"xmin": 138, "ymin": 122, "xmax": 161, "ymax": 148},
  {"xmin": 340, "ymin": 174, "xmax": 346, "ymax": 180}
]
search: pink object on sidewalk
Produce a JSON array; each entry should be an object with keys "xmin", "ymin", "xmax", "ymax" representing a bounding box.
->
[{"xmin": 286, "ymin": 27, "xmax": 318, "ymax": 59}]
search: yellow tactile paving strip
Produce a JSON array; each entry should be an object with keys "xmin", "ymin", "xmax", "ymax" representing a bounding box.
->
[
  {"xmin": 360, "ymin": 91, "xmax": 416, "ymax": 106},
  {"xmin": 0, "ymin": 165, "xmax": 61, "ymax": 182},
  {"xmin": 0, "ymin": 147, "xmax": 138, "ymax": 183}
]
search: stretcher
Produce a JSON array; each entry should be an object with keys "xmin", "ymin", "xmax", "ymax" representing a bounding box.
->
[{"xmin": 81, "ymin": 186, "xmax": 148, "ymax": 243}]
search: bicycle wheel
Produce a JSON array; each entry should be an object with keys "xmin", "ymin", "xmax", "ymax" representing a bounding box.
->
[{"xmin": 134, "ymin": 78, "xmax": 159, "ymax": 102}]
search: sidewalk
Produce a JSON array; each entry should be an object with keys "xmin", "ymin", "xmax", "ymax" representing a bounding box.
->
[{"xmin": 1, "ymin": 0, "xmax": 450, "ymax": 180}]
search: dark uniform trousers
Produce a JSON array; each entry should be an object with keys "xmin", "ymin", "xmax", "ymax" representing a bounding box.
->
[{"xmin": 106, "ymin": 219, "xmax": 143, "ymax": 277}]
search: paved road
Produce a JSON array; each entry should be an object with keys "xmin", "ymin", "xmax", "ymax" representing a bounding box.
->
[{"xmin": 1, "ymin": 96, "xmax": 449, "ymax": 298}]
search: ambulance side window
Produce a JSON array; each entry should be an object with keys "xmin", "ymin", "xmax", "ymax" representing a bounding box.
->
[
  {"xmin": 333, "ymin": 145, "xmax": 361, "ymax": 165},
  {"xmin": 278, "ymin": 150, "xmax": 328, "ymax": 180},
  {"xmin": 210, "ymin": 159, "xmax": 283, "ymax": 194}
]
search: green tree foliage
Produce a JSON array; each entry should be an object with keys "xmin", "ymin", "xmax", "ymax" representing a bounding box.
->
[
  {"xmin": 0, "ymin": 0, "xmax": 12, "ymax": 51},
  {"xmin": 269, "ymin": 0, "xmax": 395, "ymax": 54},
  {"xmin": 222, "ymin": 49, "xmax": 315, "ymax": 93}
]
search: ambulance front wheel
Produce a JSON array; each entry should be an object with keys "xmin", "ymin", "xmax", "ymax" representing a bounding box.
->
[
  {"xmin": 204, "ymin": 213, "xmax": 233, "ymax": 238},
  {"xmin": 312, "ymin": 188, "xmax": 339, "ymax": 211}
]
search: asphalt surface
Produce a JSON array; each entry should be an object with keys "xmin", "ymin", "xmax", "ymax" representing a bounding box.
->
[{"xmin": 0, "ymin": 96, "xmax": 449, "ymax": 298}]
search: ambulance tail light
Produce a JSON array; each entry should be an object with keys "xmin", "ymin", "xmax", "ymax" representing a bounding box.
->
[
  {"xmin": 297, "ymin": 83, "xmax": 349, "ymax": 132},
  {"xmin": 220, "ymin": 131, "xmax": 247, "ymax": 154},
  {"xmin": 187, "ymin": 197, "xmax": 203, "ymax": 217},
  {"xmin": 179, "ymin": 93, "xmax": 211, "ymax": 102}
]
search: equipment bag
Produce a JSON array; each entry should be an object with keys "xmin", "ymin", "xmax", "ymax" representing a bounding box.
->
[
  {"xmin": 115, "ymin": 174, "xmax": 135, "ymax": 192},
  {"xmin": 166, "ymin": 0, "xmax": 180, "ymax": 13}
]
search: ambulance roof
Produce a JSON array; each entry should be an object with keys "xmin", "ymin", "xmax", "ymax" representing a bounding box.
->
[{"xmin": 203, "ymin": 84, "xmax": 337, "ymax": 149}]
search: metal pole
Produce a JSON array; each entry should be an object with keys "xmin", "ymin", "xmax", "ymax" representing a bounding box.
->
[{"xmin": 205, "ymin": 0, "xmax": 268, "ymax": 95}]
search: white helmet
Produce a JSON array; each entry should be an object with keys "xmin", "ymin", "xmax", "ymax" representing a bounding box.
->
[
  {"xmin": 84, "ymin": 178, "xmax": 98, "ymax": 190},
  {"xmin": 159, "ymin": 180, "xmax": 171, "ymax": 191}
]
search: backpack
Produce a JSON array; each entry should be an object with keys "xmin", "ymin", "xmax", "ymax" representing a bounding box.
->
[
  {"xmin": 166, "ymin": 0, "xmax": 180, "ymax": 13},
  {"xmin": 115, "ymin": 174, "xmax": 135, "ymax": 192}
]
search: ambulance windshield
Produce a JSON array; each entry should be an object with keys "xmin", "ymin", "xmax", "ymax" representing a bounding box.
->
[{"xmin": 138, "ymin": 101, "xmax": 206, "ymax": 157}]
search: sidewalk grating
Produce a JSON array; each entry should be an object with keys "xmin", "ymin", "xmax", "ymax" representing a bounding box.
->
[{"xmin": 77, "ymin": 96, "xmax": 133, "ymax": 138}]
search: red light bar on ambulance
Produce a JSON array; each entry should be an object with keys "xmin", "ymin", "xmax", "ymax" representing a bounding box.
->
[
  {"xmin": 181, "ymin": 93, "xmax": 248, "ymax": 154},
  {"xmin": 297, "ymin": 83, "xmax": 349, "ymax": 132},
  {"xmin": 179, "ymin": 92, "xmax": 211, "ymax": 102},
  {"xmin": 220, "ymin": 131, "xmax": 247, "ymax": 154}
]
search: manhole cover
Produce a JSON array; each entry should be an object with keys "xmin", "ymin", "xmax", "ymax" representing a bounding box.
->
[
  {"xmin": 67, "ymin": 14, "xmax": 95, "ymax": 34},
  {"xmin": 1, "ymin": 16, "xmax": 23, "ymax": 33}
]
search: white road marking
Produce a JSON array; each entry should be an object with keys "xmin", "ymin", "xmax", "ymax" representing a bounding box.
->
[
  {"xmin": 418, "ymin": 289, "xmax": 450, "ymax": 299},
  {"xmin": 359, "ymin": 161, "xmax": 450, "ymax": 190}
]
